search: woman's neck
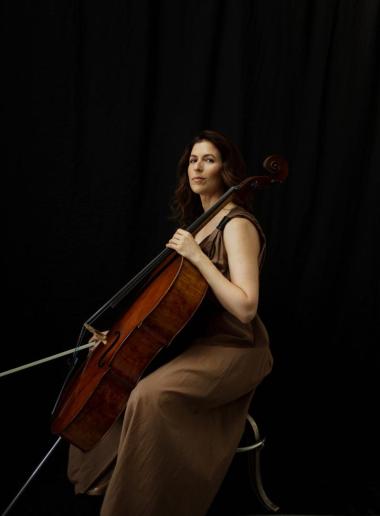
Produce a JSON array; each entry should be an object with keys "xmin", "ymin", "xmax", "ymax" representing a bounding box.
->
[{"xmin": 200, "ymin": 194, "xmax": 236, "ymax": 213}]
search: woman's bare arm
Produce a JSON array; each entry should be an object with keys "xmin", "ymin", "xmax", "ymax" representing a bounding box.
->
[{"xmin": 166, "ymin": 217, "xmax": 260, "ymax": 323}]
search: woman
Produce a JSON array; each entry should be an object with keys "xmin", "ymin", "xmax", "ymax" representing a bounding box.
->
[{"xmin": 68, "ymin": 129, "xmax": 273, "ymax": 516}]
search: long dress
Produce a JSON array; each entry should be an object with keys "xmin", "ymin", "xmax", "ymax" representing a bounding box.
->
[{"xmin": 67, "ymin": 206, "xmax": 274, "ymax": 516}]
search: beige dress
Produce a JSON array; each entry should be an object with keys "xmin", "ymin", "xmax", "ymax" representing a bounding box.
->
[{"xmin": 67, "ymin": 206, "xmax": 273, "ymax": 516}]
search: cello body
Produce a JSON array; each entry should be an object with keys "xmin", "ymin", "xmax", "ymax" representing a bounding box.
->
[{"xmin": 52, "ymin": 254, "xmax": 208, "ymax": 451}]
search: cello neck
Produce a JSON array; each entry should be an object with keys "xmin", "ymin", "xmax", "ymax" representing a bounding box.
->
[
  {"xmin": 185, "ymin": 185, "xmax": 239, "ymax": 235},
  {"xmin": 105, "ymin": 185, "xmax": 239, "ymax": 313}
]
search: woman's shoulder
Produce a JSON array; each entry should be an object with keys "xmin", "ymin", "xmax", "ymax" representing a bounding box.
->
[
  {"xmin": 219, "ymin": 205, "xmax": 264, "ymax": 235},
  {"xmin": 220, "ymin": 206, "xmax": 267, "ymax": 266},
  {"xmin": 229, "ymin": 205, "xmax": 255, "ymax": 217}
]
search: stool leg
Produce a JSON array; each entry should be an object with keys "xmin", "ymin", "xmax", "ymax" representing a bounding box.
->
[
  {"xmin": 245, "ymin": 416, "xmax": 279, "ymax": 513},
  {"xmin": 247, "ymin": 447, "xmax": 279, "ymax": 512}
]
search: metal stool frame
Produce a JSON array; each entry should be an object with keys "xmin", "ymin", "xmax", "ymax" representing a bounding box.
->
[{"xmin": 236, "ymin": 414, "xmax": 279, "ymax": 513}]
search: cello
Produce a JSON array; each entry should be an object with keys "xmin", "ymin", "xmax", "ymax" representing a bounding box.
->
[{"xmin": 51, "ymin": 155, "xmax": 288, "ymax": 452}]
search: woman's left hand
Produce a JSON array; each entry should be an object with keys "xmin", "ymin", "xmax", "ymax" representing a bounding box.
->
[{"xmin": 166, "ymin": 229, "xmax": 203, "ymax": 264}]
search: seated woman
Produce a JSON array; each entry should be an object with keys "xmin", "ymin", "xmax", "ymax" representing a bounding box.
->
[{"xmin": 68, "ymin": 129, "xmax": 273, "ymax": 516}]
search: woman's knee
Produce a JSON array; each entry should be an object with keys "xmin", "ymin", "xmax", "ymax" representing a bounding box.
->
[{"xmin": 128, "ymin": 374, "xmax": 173, "ymax": 410}]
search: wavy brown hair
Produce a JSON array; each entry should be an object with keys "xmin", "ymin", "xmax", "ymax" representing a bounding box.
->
[{"xmin": 170, "ymin": 129, "xmax": 253, "ymax": 227}]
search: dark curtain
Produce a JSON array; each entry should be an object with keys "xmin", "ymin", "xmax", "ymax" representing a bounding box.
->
[{"xmin": 3, "ymin": 0, "xmax": 379, "ymax": 514}]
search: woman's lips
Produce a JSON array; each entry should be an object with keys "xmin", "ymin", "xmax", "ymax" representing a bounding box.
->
[{"xmin": 192, "ymin": 178, "xmax": 205, "ymax": 183}]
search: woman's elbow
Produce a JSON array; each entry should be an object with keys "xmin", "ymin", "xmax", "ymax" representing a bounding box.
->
[{"xmin": 237, "ymin": 300, "xmax": 258, "ymax": 324}]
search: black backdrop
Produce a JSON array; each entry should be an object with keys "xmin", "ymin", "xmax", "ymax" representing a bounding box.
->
[{"xmin": 3, "ymin": 1, "xmax": 380, "ymax": 515}]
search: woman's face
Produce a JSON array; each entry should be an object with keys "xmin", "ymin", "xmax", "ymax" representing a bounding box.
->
[{"xmin": 187, "ymin": 140, "xmax": 225, "ymax": 197}]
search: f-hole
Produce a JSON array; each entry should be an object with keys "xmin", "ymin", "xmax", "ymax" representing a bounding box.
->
[{"xmin": 98, "ymin": 331, "xmax": 121, "ymax": 368}]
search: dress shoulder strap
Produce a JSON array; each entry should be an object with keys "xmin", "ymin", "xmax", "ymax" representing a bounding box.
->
[{"xmin": 216, "ymin": 207, "xmax": 267, "ymax": 269}]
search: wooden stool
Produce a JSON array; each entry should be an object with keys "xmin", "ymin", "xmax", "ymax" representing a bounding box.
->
[{"xmin": 236, "ymin": 414, "xmax": 279, "ymax": 513}]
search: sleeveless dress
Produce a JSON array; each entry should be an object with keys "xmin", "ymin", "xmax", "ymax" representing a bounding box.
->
[{"xmin": 67, "ymin": 206, "xmax": 273, "ymax": 516}]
